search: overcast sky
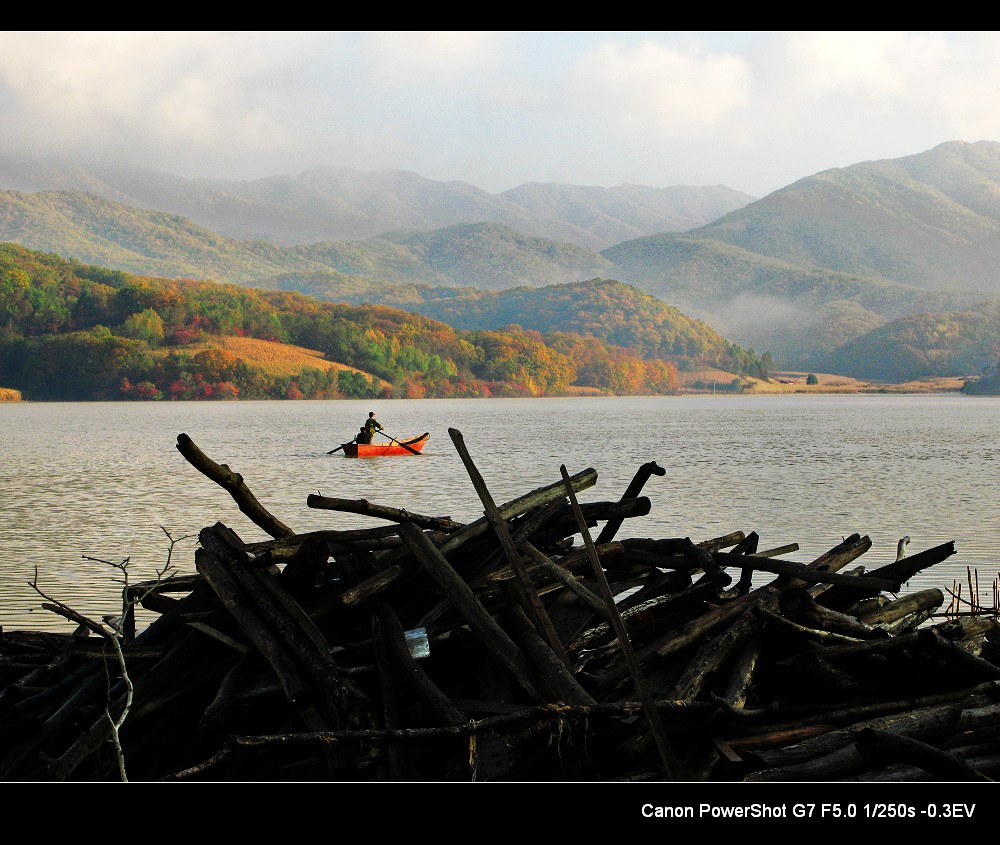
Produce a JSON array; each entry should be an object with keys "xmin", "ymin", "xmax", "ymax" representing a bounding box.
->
[{"xmin": 2, "ymin": 31, "xmax": 999, "ymax": 198}]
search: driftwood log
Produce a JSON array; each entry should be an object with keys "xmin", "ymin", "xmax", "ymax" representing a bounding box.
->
[{"xmin": 0, "ymin": 429, "xmax": 996, "ymax": 783}]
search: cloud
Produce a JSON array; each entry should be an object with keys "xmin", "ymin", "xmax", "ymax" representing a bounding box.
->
[
  {"xmin": 0, "ymin": 32, "xmax": 339, "ymax": 173},
  {"xmin": 783, "ymin": 31, "xmax": 946, "ymax": 98},
  {"xmin": 569, "ymin": 37, "xmax": 753, "ymax": 138},
  {"xmin": 774, "ymin": 31, "xmax": 1000, "ymax": 146},
  {"xmin": 359, "ymin": 31, "xmax": 509, "ymax": 82},
  {"xmin": 2, "ymin": 32, "xmax": 1000, "ymax": 194}
]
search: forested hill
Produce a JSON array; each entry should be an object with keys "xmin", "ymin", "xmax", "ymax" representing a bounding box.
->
[
  {"xmin": 601, "ymin": 140, "xmax": 1000, "ymax": 372},
  {"xmin": 0, "ymin": 244, "xmax": 768, "ymax": 402},
  {"xmin": 264, "ymin": 274, "xmax": 744, "ymax": 363},
  {"xmin": 5, "ymin": 144, "xmax": 997, "ymax": 383},
  {"xmin": 0, "ymin": 190, "xmax": 616, "ymax": 289}
]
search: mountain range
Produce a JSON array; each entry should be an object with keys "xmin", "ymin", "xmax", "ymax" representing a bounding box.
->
[
  {"xmin": 0, "ymin": 156, "xmax": 750, "ymax": 251},
  {"xmin": 2, "ymin": 141, "xmax": 999, "ymax": 381}
]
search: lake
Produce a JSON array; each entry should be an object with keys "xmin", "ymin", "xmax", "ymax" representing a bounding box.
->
[{"xmin": 1, "ymin": 393, "xmax": 997, "ymax": 632}]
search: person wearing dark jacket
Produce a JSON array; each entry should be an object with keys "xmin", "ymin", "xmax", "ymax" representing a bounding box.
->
[{"xmin": 359, "ymin": 411, "xmax": 384, "ymax": 444}]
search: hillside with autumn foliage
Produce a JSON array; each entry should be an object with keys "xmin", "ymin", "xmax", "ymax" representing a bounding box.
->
[{"xmin": 0, "ymin": 243, "xmax": 768, "ymax": 401}]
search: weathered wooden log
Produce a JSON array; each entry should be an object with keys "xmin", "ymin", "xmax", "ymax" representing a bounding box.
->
[
  {"xmin": 712, "ymin": 551, "xmax": 901, "ymax": 592},
  {"xmin": 745, "ymin": 720, "xmax": 994, "ymax": 783},
  {"xmin": 589, "ymin": 590, "xmax": 761, "ymax": 695},
  {"xmin": 372, "ymin": 606, "xmax": 408, "ymax": 780},
  {"xmin": 0, "ymin": 624, "xmax": 90, "ymax": 709},
  {"xmin": 528, "ymin": 499, "xmax": 653, "ymax": 547},
  {"xmin": 518, "ymin": 543, "xmax": 616, "ymax": 625},
  {"xmin": 200, "ymin": 652, "xmax": 253, "ymax": 729},
  {"xmin": 746, "ymin": 698, "xmax": 972, "ymax": 770},
  {"xmin": 854, "ymin": 727, "xmax": 991, "ymax": 781},
  {"xmin": 721, "ymin": 680, "xmax": 1000, "ymax": 744},
  {"xmin": 670, "ymin": 605, "xmax": 763, "ymax": 703},
  {"xmin": 41, "ymin": 684, "xmax": 130, "ymax": 781},
  {"xmin": 176, "ymin": 433, "xmax": 293, "ymax": 539},
  {"xmin": 370, "ymin": 599, "xmax": 466, "ymax": 728},
  {"xmin": 195, "ymin": 547, "xmax": 325, "ymax": 728},
  {"xmin": 559, "ymin": 463, "xmax": 681, "ymax": 781},
  {"xmin": 397, "ymin": 521, "xmax": 545, "ymax": 702},
  {"xmin": 137, "ymin": 591, "xmax": 181, "ymax": 617},
  {"xmin": 728, "ymin": 532, "xmax": 761, "ymax": 594},
  {"xmin": 838, "ymin": 753, "xmax": 1000, "ymax": 782},
  {"xmin": 464, "ymin": 494, "xmax": 570, "ymax": 583},
  {"xmin": 622, "ymin": 537, "xmax": 731, "ymax": 589},
  {"xmin": 857, "ymin": 588, "xmax": 944, "ymax": 625},
  {"xmin": 7, "ymin": 662, "xmax": 94, "ymax": 718},
  {"xmin": 743, "ymin": 735, "xmax": 876, "ymax": 781},
  {"xmin": 199, "ymin": 524, "xmax": 371, "ymax": 724},
  {"xmin": 698, "ymin": 531, "xmax": 748, "ymax": 552},
  {"xmin": 761, "ymin": 608, "xmax": 870, "ymax": 649},
  {"xmin": 128, "ymin": 572, "xmax": 204, "ymax": 596},
  {"xmin": 333, "ymin": 466, "xmax": 599, "ymax": 609},
  {"xmin": 159, "ymin": 697, "xmax": 717, "ymax": 780},
  {"xmin": 777, "ymin": 586, "xmax": 885, "ymax": 639},
  {"xmin": 595, "ymin": 460, "xmax": 665, "ymax": 544},
  {"xmin": 65, "ymin": 640, "xmax": 166, "ymax": 660},
  {"xmin": 499, "ymin": 581, "xmax": 596, "ymax": 707},
  {"xmin": 950, "ymin": 617, "xmax": 1000, "ymax": 657},
  {"xmin": 722, "ymin": 635, "xmax": 762, "ymax": 710},
  {"xmin": 449, "ymin": 428, "xmax": 571, "ymax": 669},
  {"xmin": 240, "ymin": 529, "xmax": 409, "ymax": 574},
  {"xmin": 593, "ymin": 534, "xmax": 875, "ymax": 692},
  {"xmin": 635, "ymin": 539, "xmax": 876, "ymax": 591},
  {"xmin": 306, "ymin": 495, "xmax": 461, "ymax": 533},
  {"xmin": 0, "ymin": 666, "xmax": 108, "ymax": 779},
  {"xmin": 917, "ymin": 627, "xmax": 1000, "ymax": 681},
  {"xmin": 818, "ymin": 540, "xmax": 957, "ymax": 609},
  {"xmin": 615, "ymin": 603, "xmax": 709, "ymax": 650}
]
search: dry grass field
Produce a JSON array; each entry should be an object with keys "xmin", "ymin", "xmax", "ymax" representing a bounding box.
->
[
  {"xmin": 163, "ymin": 336, "xmax": 389, "ymax": 386},
  {"xmin": 677, "ymin": 366, "xmax": 967, "ymax": 395}
]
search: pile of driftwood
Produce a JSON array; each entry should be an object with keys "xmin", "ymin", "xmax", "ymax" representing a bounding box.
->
[{"xmin": 1, "ymin": 427, "xmax": 999, "ymax": 782}]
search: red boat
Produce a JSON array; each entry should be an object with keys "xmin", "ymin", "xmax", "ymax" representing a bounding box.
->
[{"xmin": 341, "ymin": 432, "xmax": 429, "ymax": 458}]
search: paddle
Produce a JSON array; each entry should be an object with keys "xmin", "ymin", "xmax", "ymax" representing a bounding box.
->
[
  {"xmin": 381, "ymin": 432, "xmax": 422, "ymax": 455},
  {"xmin": 326, "ymin": 444, "xmax": 347, "ymax": 455}
]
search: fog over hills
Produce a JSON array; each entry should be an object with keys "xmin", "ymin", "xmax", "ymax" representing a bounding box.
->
[
  {"xmin": 0, "ymin": 156, "xmax": 754, "ymax": 251},
  {"xmin": 601, "ymin": 140, "xmax": 1000, "ymax": 369}
]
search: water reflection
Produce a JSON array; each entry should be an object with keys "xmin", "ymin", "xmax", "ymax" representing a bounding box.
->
[{"xmin": 1, "ymin": 394, "xmax": 998, "ymax": 631}]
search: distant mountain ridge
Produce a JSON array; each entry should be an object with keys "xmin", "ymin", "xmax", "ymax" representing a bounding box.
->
[
  {"xmin": 686, "ymin": 141, "xmax": 1000, "ymax": 291},
  {"xmin": 0, "ymin": 191, "xmax": 617, "ymax": 290},
  {"xmin": 0, "ymin": 157, "xmax": 754, "ymax": 251},
  {"xmin": 2, "ymin": 142, "xmax": 1000, "ymax": 381}
]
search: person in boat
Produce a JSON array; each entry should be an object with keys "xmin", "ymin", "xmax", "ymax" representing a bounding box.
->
[{"xmin": 358, "ymin": 411, "xmax": 384, "ymax": 444}]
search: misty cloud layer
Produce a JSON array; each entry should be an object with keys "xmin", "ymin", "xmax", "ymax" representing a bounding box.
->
[{"xmin": 2, "ymin": 32, "xmax": 1000, "ymax": 196}]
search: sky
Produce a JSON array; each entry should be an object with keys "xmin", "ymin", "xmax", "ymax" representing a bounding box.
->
[{"xmin": 2, "ymin": 31, "xmax": 1000, "ymax": 198}]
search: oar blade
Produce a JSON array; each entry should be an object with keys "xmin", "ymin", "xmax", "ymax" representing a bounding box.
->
[{"xmin": 384, "ymin": 432, "xmax": 422, "ymax": 455}]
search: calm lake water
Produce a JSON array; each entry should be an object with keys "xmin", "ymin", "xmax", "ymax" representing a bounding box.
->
[{"xmin": 1, "ymin": 394, "xmax": 997, "ymax": 632}]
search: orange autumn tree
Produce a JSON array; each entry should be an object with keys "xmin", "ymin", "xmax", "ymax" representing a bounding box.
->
[
  {"xmin": 469, "ymin": 329, "xmax": 576, "ymax": 396},
  {"xmin": 546, "ymin": 332, "xmax": 679, "ymax": 394}
]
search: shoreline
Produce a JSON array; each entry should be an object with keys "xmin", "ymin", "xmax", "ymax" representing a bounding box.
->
[
  {"xmin": 0, "ymin": 373, "xmax": 978, "ymax": 402},
  {"xmin": 675, "ymin": 369, "xmax": 971, "ymax": 396}
]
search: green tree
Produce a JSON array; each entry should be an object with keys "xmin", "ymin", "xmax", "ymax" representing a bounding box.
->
[{"xmin": 120, "ymin": 308, "xmax": 165, "ymax": 347}]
